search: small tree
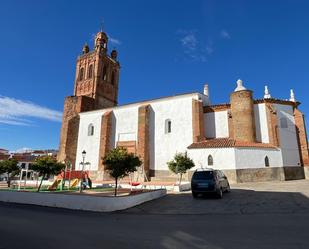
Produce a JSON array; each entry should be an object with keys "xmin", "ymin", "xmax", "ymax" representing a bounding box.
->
[
  {"xmin": 0, "ymin": 159, "xmax": 19, "ymax": 187},
  {"xmin": 32, "ymin": 156, "xmax": 65, "ymax": 192},
  {"xmin": 167, "ymin": 152, "xmax": 195, "ymax": 185},
  {"xmin": 103, "ymin": 147, "xmax": 142, "ymax": 196}
]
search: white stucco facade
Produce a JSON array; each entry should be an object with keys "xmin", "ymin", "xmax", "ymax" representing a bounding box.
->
[
  {"xmin": 204, "ymin": 111, "xmax": 229, "ymax": 139},
  {"xmin": 74, "ymin": 92, "xmax": 303, "ymax": 178},
  {"xmin": 254, "ymin": 103, "xmax": 269, "ymax": 143},
  {"xmin": 275, "ymin": 104, "xmax": 301, "ymax": 166}
]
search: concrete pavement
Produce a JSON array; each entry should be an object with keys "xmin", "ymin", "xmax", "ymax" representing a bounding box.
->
[{"xmin": 1, "ymin": 180, "xmax": 309, "ymax": 249}]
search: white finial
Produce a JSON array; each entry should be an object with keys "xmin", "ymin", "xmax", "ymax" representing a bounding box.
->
[
  {"xmin": 203, "ymin": 84, "xmax": 209, "ymax": 96},
  {"xmin": 234, "ymin": 79, "xmax": 246, "ymax": 92},
  {"xmin": 264, "ymin": 85, "xmax": 271, "ymax": 99},
  {"xmin": 290, "ymin": 89, "xmax": 295, "ymax": 102}
]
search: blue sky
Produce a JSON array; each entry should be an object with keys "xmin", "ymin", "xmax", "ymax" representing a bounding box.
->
[{"xmin": 1, "ymin": 0, "xmax": 309, "ymax": 151}]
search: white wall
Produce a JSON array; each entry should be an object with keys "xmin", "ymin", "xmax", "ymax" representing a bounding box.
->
[
  {"xmin": 254, "ymin": 104, "xmax": 269, "ymax": 143},
  {"xmin": 204, "ymin": 111, "xmax": 229, "ymax": 138},
  {"xmin": 76, "ymin": 112, "xmax": 104, "ymax": 170},
  {"xmin": 235, "ymin": 148, "xmax": 283, "ymax": 169},
  {"xmin": 188, "ymin": 148, "xmax": 236, "ymax": 170},
  {"xmin": 149, "ymin": 95, "xmax": 197, "ymax": 170},
  {"xmin": 75, "ymin": 93, "xmax": 200, "ymax": 172},
  {"xmin": 111, "ymin": 106, "xmax": 138, "ymax": 147},
  {"xmin": 275, "ymin": 104, "xmax": 301, "ymax": 166}
]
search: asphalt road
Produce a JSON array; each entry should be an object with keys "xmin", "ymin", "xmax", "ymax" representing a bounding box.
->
[{"xmin": 1, "ymin": 180, "xmax": 309, "ymax": 249}]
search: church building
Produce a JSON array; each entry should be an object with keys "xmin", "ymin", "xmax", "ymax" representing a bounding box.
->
[{"xmin": 58, "ymin": 30, "xmax": 309, "ymax": 183}]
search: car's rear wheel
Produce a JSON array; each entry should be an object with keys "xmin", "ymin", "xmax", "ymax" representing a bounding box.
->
[
  {"xmin": 192, "ymin": 192, "xmax": 198, "ymax": 198},
  {"xmin": 225, "ymin": 183, "xmax": 231, "ymax": 193},
  {"xmin": 217, "ymin": 188, "xmax": 223, "ymax": 199}
]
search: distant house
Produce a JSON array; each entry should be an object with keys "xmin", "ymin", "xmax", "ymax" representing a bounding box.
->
[{"xmin": 0, "ymin": 148, "xmax": 9, "ymax": 155}]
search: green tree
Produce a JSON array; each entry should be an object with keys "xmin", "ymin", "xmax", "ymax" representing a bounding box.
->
[
  {"xmin": 103, "ymin": 147, "xmax": 142, "ymax": 196},
  {"xmin": 0, "ymin": 159, "xmax": 19, "ymax": 188},
  {"xmin": 167, "ymin": 152, "xmax": 195, "ymax": 185},
  {"xmin": 32, "ymin": 156, "xmax": 65, "ymax": 192}
]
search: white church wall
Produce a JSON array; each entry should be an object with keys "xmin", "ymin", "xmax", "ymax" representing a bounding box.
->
[
  {"xmin": 76, "ymin": 111, "xmax": 104, "ymax": 170},
  {"xmin": 204, "ymin": 111, "xmax": 229, "ymax": 139},
  {"xmin": 188, "ymin": 148, "xmax": 236, "ymax": 170},
  {"xmin": 235, "ymin": 148, "xmax": 283, "ymax": 169},
  {"xmin": 275, "ymin": 104, "xmax": 301, "ymax": 166},
  {"xmin": 149, "ymin": 95, "xmax": 198, "ymax": 171},
  {"xmin": 111, "ymin": 106, "xmax": 139, "ymax": 146},
  {"xmin": 254, "ymin": 103, "xmax": 269, "ymax": 143}
]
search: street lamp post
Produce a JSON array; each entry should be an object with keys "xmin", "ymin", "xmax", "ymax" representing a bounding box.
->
[{"xmin": 79, "ymin": 150, "xmax": 86, "ymax": 193}]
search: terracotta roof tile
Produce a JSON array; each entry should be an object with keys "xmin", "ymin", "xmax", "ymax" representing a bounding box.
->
[{"xmin": 188, "ymin": 138, "xmax": 277, "ymax": 149}]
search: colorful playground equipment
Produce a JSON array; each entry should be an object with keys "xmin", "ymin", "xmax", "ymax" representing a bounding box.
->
[
  {"xmin": 70, "ymin": 178, "xmax": 79, "ymax": 188},
  {"xmin": 47, "ymin": 179, "xmax": 61, "ymax": 190},
  {"xmin": 56, "ymin": 170, "xmax": 91, "ymax": 190}
]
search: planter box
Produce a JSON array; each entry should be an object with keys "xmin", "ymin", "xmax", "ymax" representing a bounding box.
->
[
  {"xmin": 173, "ymin": 182, "xmax": 191, "ymax": 192},
  {"xmin": 0, "ymin": 189, "xmax": 166, "ymax": 212}
]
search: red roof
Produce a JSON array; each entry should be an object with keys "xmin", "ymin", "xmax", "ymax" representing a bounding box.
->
[{"xmin": 188, "ymin": 138, "xmax": 277, "ymax": 149}]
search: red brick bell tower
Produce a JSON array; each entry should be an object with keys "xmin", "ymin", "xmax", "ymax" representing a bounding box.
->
[{"xmin": 58, "ymin": 30, "xmax": 120, "ymax": 167}]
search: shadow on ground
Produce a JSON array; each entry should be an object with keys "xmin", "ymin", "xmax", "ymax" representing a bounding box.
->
[
  {"xmin": 1, "ymin": 187, "xmax": 309, "ymax": 249},
  {"xmin": 121, "ymin": 188, "xmax": 309, "ymax": 215}
]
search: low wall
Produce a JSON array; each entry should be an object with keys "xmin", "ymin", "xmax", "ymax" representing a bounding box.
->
[
  {"xmin": 149, "ymin": 167, "xmax": 307, "ymax": 184},
  {"xmin": 0, "ymin": 189, "xmax": 166, "ymax": 212}
]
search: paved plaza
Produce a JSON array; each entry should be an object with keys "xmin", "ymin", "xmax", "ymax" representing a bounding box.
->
[{"xmin": 1, "ymin": 180, "xmax": 309, "ymax": 249}]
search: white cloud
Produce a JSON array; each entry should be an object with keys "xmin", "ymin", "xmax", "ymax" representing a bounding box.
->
[
  {"xmin": 109, "ymin": 36, "xmax": 121, "ymax": 46},
  {"xmin": 0, "ymin": 96, "xmax": 62, "ymax": 126},
  {"xmin": 220, "ymin": 30, "xmax": 231, "ymax": 39},
  {"xmin": 178, "ymin": 30, "xmax": 208, "ymax": 62},
  {"xmin": 181, "ymin": 32, "xmax": 198, "ymax": 51}
]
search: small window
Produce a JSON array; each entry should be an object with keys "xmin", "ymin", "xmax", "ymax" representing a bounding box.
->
[
  {"xmin": 102, "ymin": 65, "xmax": 107, "ymax": 80},
  {"xmin": 208, "ymin": 155, "xmax": 213, "ymax": 166},
  {"xmin": 79, "ymin": 68, "xmax": 84, "ymax": 81},
  {"xmin": 88, "ymin": 64, "xmax": 93, "ymax": 79},
  {"xmin": 265, "ymin": 156, "xmax": 270, "ymax": 167},
  {"xmin": 88, "ymin": 124, "xmax": 94, "ymax": 136},
  {"xmin": 280, "ymin": 117, "xmax": 288, "ymax": 128},
  {"xmin": 165, "ymin": 119, "xmax": 172, "ymax": 133}
]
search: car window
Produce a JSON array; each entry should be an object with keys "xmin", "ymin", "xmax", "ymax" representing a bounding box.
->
[{"xmin": 193, "ymin": 171, "xmax": 214, "ymax": 180}]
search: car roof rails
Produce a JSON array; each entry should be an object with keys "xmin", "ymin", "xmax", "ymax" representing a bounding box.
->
[{"xmin": 195, "ymin": 167, "xmax": 214, "ymax": 172}]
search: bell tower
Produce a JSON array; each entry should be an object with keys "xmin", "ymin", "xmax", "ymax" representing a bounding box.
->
[
  {"xmin": 58, "ymin": 30, "xmax": 120, "ymax": 166},
  {"xmin": 74, "ymin": 31, "xmax": 120, "ymax": 109}
]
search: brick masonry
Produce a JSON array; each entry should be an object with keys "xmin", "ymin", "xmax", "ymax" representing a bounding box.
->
[
  {"xmin": 294, "ymin": 108, "xmax": 309, "ymax": 166},
  {"xmin": 230, "ymin": 90, "xmax": 256, "ymax": 142},
  {"xmin": 57, "ymin": 96, "xmax": 94, "ymax": 168},
  {"xmin": 137, "ymin": 105, "xmax": 150, "ymax": 180},
  {"xmin": 58, "ymin": 31, "xmax": 120, "ymax": 170},
  {"xmin": 117, "ymin": 141, "xmax": 137, "ymax": 154},
  {"xmin": 265, "ymin": 103, "xmax": 280, "ymax": 147},
  {"xmin": 192, "ymin": 99, "xmax": 205, "ymax": 142},
  {"xmin": 227, "ymin": 110, "xmax": 234, "ymax": 139},
  {"xmin": 98, "ymin": 111, "xmax": 113, "ymax": 172}
]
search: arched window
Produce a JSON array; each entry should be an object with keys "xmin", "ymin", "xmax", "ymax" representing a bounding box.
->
[
  {"xmin": 102, "ymin": 65, "xmax": 107, "ymax": 80},
  {"xmin": 79, "ymin": 68, "xmax": 84, "ymax": 81},
  {"xmin": 88, "ymin": 124, "xmax": 94, "ymax": 136},
  {"xmin": 265, "ymin": 156, "xmax": 270, "ymax": 167},
  {"xmin": 88, "ymin": 64, "xmax": 93, "ymax": 79},
  {"xmin": 208, "ymin": 155, "xmax": 213, "ymax": 166},
  {"xmin": 111, "ymin": 71, "xmax": 116, "ymax": 85},
  {"xmin": 165, "ymin": 119, "xmax": 172, "ymax": 134},
  {"xmin": 280, "ymin": 117, "xmax": 288, "ymax": 128}
]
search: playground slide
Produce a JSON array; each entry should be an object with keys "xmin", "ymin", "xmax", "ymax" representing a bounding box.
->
[
  {"xmin": 70, "ymin": 178, "xmax": 79, "ymax": 188},
  {"xmin": 47, "ymin": 179, "xmax": 61, "ymax": 191}
]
